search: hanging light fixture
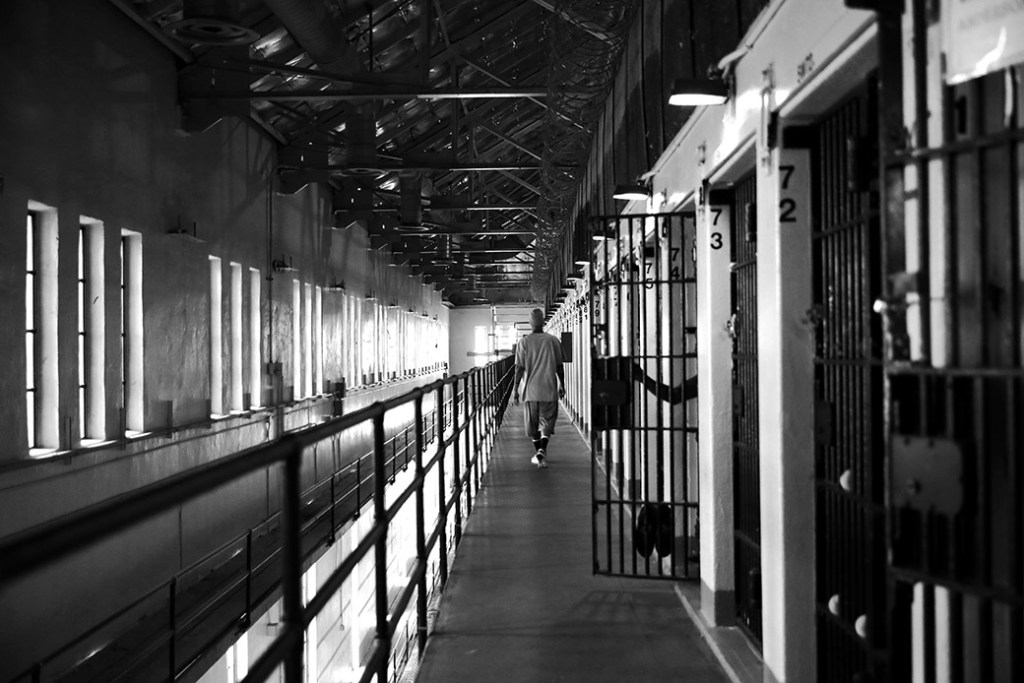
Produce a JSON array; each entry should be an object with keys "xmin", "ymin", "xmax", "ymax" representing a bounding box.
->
[
  {"xmin": 592, "ymin": 221, "xmax": 617, "ymax": 242},
  {"xmin": 668, "ymin": 78, "xmax": 729, "ymax": 107},
  {"xmin": 612, "ymin": 183, "xmax": 651, "ymax": 201}
]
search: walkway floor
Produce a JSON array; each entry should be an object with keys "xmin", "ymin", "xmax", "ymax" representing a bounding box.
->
[{"xmin": 416, "ymin": 419, "xmax": 728, "ymax": 683}]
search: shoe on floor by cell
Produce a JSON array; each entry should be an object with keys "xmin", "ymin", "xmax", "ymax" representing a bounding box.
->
[{"xmin": 531, "ymin": 452, "xmax": 548, "ymax": 468}]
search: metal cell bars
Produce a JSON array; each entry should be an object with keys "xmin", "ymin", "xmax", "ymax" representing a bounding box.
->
[
  {"xmin": 729, "ymin": 173, "xmax": 763, "ymax": 645},
  {"xmin": 589, "ymin": 212, "xmax": 698, "ymax": 580},
  {"xmin": 0, "ymin": 357, "xmax": 516, "ymax": 683},
  {"xmin": 811, "ymin": 85, "xmax": 886, "ymax": 683},
  {"xmin": 879, "ymin": 44, "xmax": 1024, "ymax": 681},
  {"xmin": 549, "ymin": 291, "xmax": 592, "ymax": 438}
]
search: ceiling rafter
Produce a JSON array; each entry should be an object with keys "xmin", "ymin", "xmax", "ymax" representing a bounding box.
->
[{"xmin": 133, "ymin": 0, "xmax": 591, "ymax": 303}]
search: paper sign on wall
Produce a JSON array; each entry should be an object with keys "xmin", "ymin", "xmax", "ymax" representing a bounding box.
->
[{"xmin": 944, "ymin": 0, "xmax": 1024, "ymax": 84}]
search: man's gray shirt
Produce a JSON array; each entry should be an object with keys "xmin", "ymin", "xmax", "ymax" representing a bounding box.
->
[{"xmin": 515, "ymin": 332, "xmax": 563, "ymax": 401}]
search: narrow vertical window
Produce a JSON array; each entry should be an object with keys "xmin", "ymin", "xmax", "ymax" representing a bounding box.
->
[
  {"xmin": 386, "ymin": 306, "xmax": 396, "ymax": 379},
  {"xmin": 303, "ymin": 282, "xmax": 313, "ymax": 398},
  {"xmin": 230, "ymin": 263, "xmax": 243, "ymax": 412},
  {"xmin": 353, "ymin": 296, "xmax": 363, "ymax": 385},
  {"xmin": 375, "ymin": 301, "xmax": 383, "ymax": 380},
  {"xmin": 78, "ymin": 220, "xmax": 105, "ymax": 441},
  {"xmin": 209, "ymin": 256, "xmax": 223, "ymax": 417},
  {"xmin": 26, "ymin": 214, "xmax": 36, "ymax": 448},
  {"xmin": 120, "ymin": 230, "xmax": 144, "ymax": 433},
  {"xmin": 26, "ymin": 204, "xmax": 59, "ymax": 454},
  {"xmin": 314, "ymin": 285, "xmax": 323, "ymax": 395},
  {"xmin": 249, "ymin": 268, "xmax": 262, "ymax": 409},
  {"xmin": 399, "ymin": 311, "xmax": 406, "ymax": 376},
  {"xmin": 364, "ymin": 299, "xmax": 376, "ymax": 382},
  {"xmin": 292, "ymin": 279, "xmax": 301, "ymax": 399},
  {"xmin": 77, "ymin": 227, "xmax": 86, "ymax": 438},
  {"xmin": 341, "ymin": 292, "xmax": 350, "ymax": 385}
]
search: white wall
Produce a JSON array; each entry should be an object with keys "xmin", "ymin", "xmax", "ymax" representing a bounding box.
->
[{"xmin": 448, "ymin": 304, "xmax": 536, "ymax": 375}]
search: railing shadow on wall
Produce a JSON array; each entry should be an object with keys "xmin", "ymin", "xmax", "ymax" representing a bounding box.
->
[{"xmin": 0, "ymin": 356, "xmax": 515, "ymax": 683}]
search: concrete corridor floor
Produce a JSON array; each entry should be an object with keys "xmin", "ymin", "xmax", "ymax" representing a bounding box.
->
[{"xmin": 415, "ymin": 418, "xmax": 728, "ymax": 683}]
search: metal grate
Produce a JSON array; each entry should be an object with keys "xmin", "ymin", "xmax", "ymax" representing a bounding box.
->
[
  {"xmin": 729, "ymin": 175, "xmax": 763, "ymax": 645},
  {"xmin": 811, "ymin": 84, "xmax": 886, "ymax": 682},
  {"xmin": 590, "ymin": 212, "xmax": 699, "ymax": 580}
]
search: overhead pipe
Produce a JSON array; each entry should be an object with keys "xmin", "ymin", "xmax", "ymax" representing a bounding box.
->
[
  {"xmin": 399, "ymin": 172, "xmax": 425, "ymax": 226},
  {"xmin": 262, "ymin": 0, "xmax": 363, "ymax": 75},
  {"xmin": 262, "ymin": 0, "xmax": 380, "ymax": 173}
]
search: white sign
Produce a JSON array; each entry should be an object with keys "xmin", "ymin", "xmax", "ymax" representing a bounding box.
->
[{"xmin": 945, "ymin": 0, "xmax": 1024, "ymax": 84}]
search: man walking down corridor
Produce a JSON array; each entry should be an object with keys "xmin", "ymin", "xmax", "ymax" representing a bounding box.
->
[{"xmin": 513, "ymin": 309, "xmax": 565, "ymax": 468}]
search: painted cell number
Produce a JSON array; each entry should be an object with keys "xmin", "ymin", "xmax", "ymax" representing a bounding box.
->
[
  {"xmin": 779, "ymin": 164, "xmax": 798, "ymax": 223},
  {"xmin": 710, "ymin": 207, "xmax": 724, "ymax": 249}
]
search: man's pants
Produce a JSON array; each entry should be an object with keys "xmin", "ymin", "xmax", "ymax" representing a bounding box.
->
[{"xmin": 523, "ymin": 400, "xmax": 558, "ymax": 440}]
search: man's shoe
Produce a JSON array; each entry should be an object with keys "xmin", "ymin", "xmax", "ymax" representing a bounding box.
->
[{"xmin": 531, "ymin": 452, "xmax": 548, "ymax": 469}]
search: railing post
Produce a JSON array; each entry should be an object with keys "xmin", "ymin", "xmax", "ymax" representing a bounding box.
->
[
  {"xmin": 168, "ymin": 577, "xmax": 176, "ymax": 681},
  {"xmin": 328, "ymin": 473, "xmax": 336, "ymax": 544},
  {"xmin": 391, "ymin": 432, "xmax": 398, "ymax": 483},
  {"xmin": 436, "ymin": 385, "xmax": 449, "ymax": 585},
  {"xmin": 463, "ymin": 375, "xmax": 475, "ymax": 513},
  {"xmin": 471, "ymin": 373, "xmax": 481, "ymax": 491},
  {"xmin": 355, "ymin": 453, "xmax": 362, "ymax": 516},
  {"xmin": 413, "ymin": 395, "xmax": 428, "ymax": 655},
  {"xmin": 372, "ymin": 413, "xmax": 390, "ymax": 683},
  {"xmin": 452, "ymin": 379, "xmax": 463, "ymax": 545},
  {"xmin": 280, "ymin": 439, "xmax": 304, "ymax": 682},
  {"xmin": 244, "ymin": 530, "xmax": 253, "ymax": 627}
]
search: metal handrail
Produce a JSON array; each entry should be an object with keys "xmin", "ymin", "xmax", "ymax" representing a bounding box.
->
[
  {"xmin": 3, "ymin": 406, "xmax": 445, "ymax": 682},
  {"xmin": 0, "ymin": 357, "xmax": 514, "ymax": 683}
]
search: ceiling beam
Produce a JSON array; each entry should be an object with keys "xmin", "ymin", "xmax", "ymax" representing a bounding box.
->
[
  {"xmin": 429, "ymin": 2, "xmax": 537, "ymax": 66},
  {"xmin": 479, "ymin": 123, "xmax": 542, "ymax": 160},
  {"xmin": 357, "ymin": 203, "xmax": 537, "ymax": 212},
  {"xmin": 184, "ymin": 86, "xmax": 552, "ymax": 102},
  {"xmin": 320, "ymin": 161, "xmax": 564, "ymax": 172},
  {"xmin": 205, "ymin": 57, "xmax": 420, "ymax": 88},
  {"xmin": 418, "ymin": 230, "xmax": 536, "ymax": 236},
  {"xmin": 458, "ymin": 247, "xmax": 531, "ymax": 253},
  {"xmin": 526, "ymin": 0, "xmax": 614, "ymax": 42},
  {"xmin": 460, "ymin": 56, "xmax": 585, "ymax": 131},
  {"xmin": 497, "ymin": 170, "xmax": 541, "ymax": 195}
]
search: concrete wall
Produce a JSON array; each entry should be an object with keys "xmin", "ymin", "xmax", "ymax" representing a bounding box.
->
[
  {"xmin": 448, "ymin": 304, "xmax": 535, "ymax": 375},
  {"xmin": 0, "ymin": 1, "xmax": 449, "ymax": 678}
]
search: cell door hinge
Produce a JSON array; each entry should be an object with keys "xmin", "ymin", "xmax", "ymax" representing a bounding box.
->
[
  {"xmin": 766, "ymin": 112, "xmax": 779, "ymax": 150},
  {"xmin": 815, "ymin": 401, "xmax": 835, "ymax": 448}
]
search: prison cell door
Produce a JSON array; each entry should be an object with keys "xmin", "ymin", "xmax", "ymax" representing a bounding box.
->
[
  {"xmin": 880, "ymin": 16, "xmax": 1024, "ymax": 680},
  {"xmin": 811, "ymin": 85, "xmax": 887, "ymax": 682},
  {"xmin": 590, "ymin": 212, "xmax": 699, "ymax": 580},
  {"xmin": 728, "ymin": 175, "xmax": 763, "ymax": 645}
]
